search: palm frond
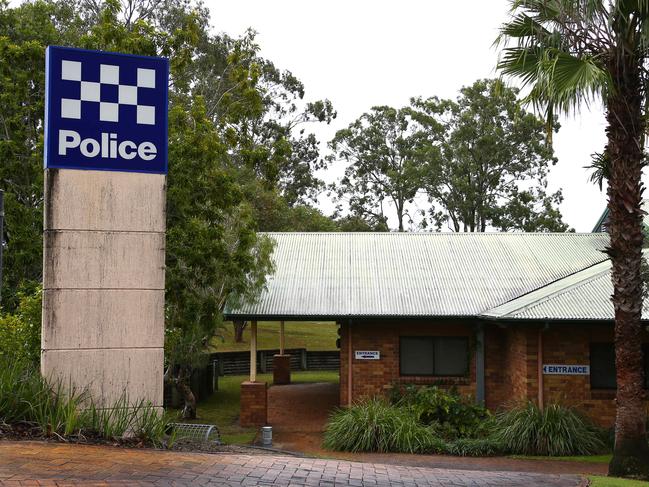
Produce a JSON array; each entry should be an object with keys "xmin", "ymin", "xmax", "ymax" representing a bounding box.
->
[{"xmin": 585, "ymin": 150, "xmax": 610, "ymax": 191}]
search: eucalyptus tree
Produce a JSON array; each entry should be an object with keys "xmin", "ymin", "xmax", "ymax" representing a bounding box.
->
[
  {"xmin": 411, "ymin": 79, "xmax": 567, "ymax": 232},
  {"xmin": 498, "ymin": 0, "xmax": 649, "ymax": 477},
  {"xmin": 329, "ymin": 106, "xmax": 428, "ymax": 232}
]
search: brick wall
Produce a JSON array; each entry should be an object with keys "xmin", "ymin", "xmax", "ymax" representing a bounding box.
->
[
  {"xmin": 339, "ymin": 319, "xmax": 649, "ymax": 428},
  {"xmin": 541, "ymin": 325, "xmax": 649, "ymax": 427},
  {"xmin": 339, "ymin": 321, "xmax": 476, "ymax": 406}
]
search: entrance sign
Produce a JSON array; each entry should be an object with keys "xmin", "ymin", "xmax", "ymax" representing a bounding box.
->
[
  {"xmin": 44, "ymin": 46, "xmax": 168, "ymax": 173},
  {"xmin": 355, "ymin": 351, "xmax": 380, "ymax": 360},
  {"xmin": 543, "ymin": 364, "xmax": 590, "ymax": 375}
]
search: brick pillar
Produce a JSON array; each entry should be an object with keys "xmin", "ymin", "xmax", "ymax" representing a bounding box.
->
[
  {"xmin": 240, "ymin": 381, "xmax": 267, "ymax": 427},
  {"xmin": 273, "ymin": 354, "xmax": 291, "ymax": 385}
]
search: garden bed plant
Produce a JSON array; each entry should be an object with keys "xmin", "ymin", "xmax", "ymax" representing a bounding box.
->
[
  {"xmin": 323, "ymin": 383, "xmax": 607, "ymax": 457},
  {"xmin": 0, "ymin": 357, "xmax": 174, "ymax": 448}
]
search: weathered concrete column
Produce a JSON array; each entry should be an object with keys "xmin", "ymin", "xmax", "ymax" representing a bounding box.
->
[{"xmin": 41, "ymin": 169, "xmax": 166, "ymax": 410}]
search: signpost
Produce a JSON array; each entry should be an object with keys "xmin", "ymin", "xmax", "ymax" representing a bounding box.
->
[{"xmin": 41, "ymin": 46, "xmax": 169, "ymax": 411}]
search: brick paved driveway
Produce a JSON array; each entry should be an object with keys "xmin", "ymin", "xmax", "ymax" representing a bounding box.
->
[{"xmin": 0, "ymin": 441, "xmax": 582, "ymax": 486}]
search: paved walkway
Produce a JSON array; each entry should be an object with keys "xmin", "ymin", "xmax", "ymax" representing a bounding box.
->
[{"xmin": 0, "ymin": 441, "xmax": 582, "ymax": 486}]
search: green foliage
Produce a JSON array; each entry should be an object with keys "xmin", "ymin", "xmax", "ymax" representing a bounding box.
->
[
  {"xmin": 0, "ymin": 357, "xmax": 35, "ymax": 422},
  {"xmin": 497, "ymin": 1, "xmax": 649, "ymax": 476},
  {"xmin": 492, "ymin": 402, "xmax": 605, "ymax": 456},
  {"xmin": 322, "ymin": 398, "xmax": 443, "ymax": 453},
  {"xmin": 445, "ymin": 437, "xmax": 506, "ymax": 457},
  {"xmin": 83, "ymin": 395, "xmax": 134, "ymax": 439},
  {"xmin": 329, "ymin": 106, "xmax": 427, "ymax": 232},
  {"xmin": 588, "ymin": 475, "xmax": 649, "ymax": 487},
  {"xmin": 0, "ymin": 0, "xmax": 341, "ymax": 421},
  {"xmin": 0, "ymin": 358, "xmax": 172, "ymax": 445},
  {"xmin": 390, "ymin": 384, "xmax": 491, "ymax": 439},
  {"xmin": 410, "ymin": 79, "xmax": 567, "ymax": 232},
  {"xmin": 330, "ymin": 80, "xmax": 567, "ymax": 232},
  {"xmin": 250, "ymin": 188, "xmax": 338, "ymax": 232},
  {"xmin": 0, "ymin": 287, "xmax": 42, "ymax": 365}
]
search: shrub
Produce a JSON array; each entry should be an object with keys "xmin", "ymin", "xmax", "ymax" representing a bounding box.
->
[
  {"xmin": 0, "ymin": 288, "xmax": 42, "ymax": 365},
  {"xmin": 323, "ymin": 397, "xmax": 443, "ymax": 453},
  {"xmin": 390, "ymin": 384, "xmax": 491, "ymax": 438},
  {"xmin": 492, "ymin": 402, "xmax": 605, "ymax": 456},
  {"xmin": 0, "ymin": 357, "xmax": 171, "ymax": 446},
  {"xmin": 445, "ymin": 437, "xmax": 506, "ymax": 457},
  {"xmin": 0, "ymin": 358, "xmax": 38, "ymax": 422}
]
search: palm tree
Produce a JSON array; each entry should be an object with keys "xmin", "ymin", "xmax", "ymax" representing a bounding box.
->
[{"xmin": 497, "ymin": 0, "xmax": 649, "ymax": 479}]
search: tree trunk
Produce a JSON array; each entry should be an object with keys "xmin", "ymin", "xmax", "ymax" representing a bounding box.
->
[
  {"xmin": 606, "ymin": 53, "xmax": 649, "ymax": 480},
  {"xmin": 176, "ymin": 370, "xmax": 197, "ymax": 420},
  {"xmin": 397, "ymin": 205, "xmax": 404, "ymax": 232},
  {"xmin": 233, "ymin": 320, "xmax": 247, "ymax": 343}
]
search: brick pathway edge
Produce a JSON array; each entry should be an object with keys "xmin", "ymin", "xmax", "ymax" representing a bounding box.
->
[{"xmin": 0, "ymin": 441, "xmax": 585, "ymax": 486}]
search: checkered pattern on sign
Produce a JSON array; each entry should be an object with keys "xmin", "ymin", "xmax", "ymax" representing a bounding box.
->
[{"xmin": 60, "ymin": 59, "xmax": 157, "ymax": 125}]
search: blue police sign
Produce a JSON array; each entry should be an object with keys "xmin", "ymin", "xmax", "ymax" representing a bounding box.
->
[{"xmin": 44, "ymin": 46, "xmax": 168, "ymax": 174}]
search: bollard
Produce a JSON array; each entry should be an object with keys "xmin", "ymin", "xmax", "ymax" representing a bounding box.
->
[{"xmin": 261, "ymin": 426, "xmax": 272, "ymax": 447}]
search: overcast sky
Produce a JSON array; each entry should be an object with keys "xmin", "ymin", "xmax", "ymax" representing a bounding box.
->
[{"xmin": 207, "ymin": 0, "xmax": 617, "ymax": 232}]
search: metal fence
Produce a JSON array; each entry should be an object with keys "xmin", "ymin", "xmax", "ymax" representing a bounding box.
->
[{"xmin": 163, "ymin": 349, "xmax": 339, "ymax": 408}]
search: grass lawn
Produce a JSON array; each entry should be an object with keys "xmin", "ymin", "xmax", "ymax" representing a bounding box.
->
[
  {"xmin": 167, "ymin": 370, "xmax": 339, "ymax": 445},
  {"xmin": 511, "ymin": 454, "xmax": 612, "ymax": 464},
  {"xmin": 210, "ymin": 321, "xmax": 338, "ymax": 353},
  {"xmin": 589, "ymin": 476, "xmax": 649, "ymax": 486}
]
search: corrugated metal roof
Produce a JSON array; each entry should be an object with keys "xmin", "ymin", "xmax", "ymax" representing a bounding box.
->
[
  {"xmin": 484, "ymin": 256, "xmax": 649, "ymax": 321},
  {"xmin": 225, "ymin": 232, "xmax": 610, "ymax": 319}
]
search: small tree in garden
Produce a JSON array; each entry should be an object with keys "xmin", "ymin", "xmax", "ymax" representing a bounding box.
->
[{"xmin": 498, "ymin": 0, "xmax": 649, "ymax": 478}]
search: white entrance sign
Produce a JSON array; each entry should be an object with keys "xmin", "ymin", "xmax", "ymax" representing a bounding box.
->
[
  {"xmin": 542, "ymin": 364, "xmax": 590, "ymax": 375},
  {"xmin": 355, "ymin": 351, "xmax": 380, "ymax": 360}
]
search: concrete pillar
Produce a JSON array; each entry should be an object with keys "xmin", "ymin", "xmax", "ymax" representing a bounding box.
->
[{"xmin": 41, "ymin": 169, "xmax": 166, "ymax": 410}]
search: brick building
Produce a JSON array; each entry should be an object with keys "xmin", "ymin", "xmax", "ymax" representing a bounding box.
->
[{"xmin": 225, "ymin": 232, "xmax": 649, "ymax": 427}]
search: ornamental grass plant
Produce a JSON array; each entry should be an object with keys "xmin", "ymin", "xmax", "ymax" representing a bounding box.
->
[
  {"xmin": 322, "ymin": 397, "xmax": 443, "ymax": 453},
  {"xmin": 0, "ymin": 357, "xmax": 172, "ymax": 446},
  {"xmin": 323, "ymin": 385, "xmax": 608, "ymax": 457},
  {"xmin": 492, "ymin": 402, "xmax": 605, "ymax": 456}
]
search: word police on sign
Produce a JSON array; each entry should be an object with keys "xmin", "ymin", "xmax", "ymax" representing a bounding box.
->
[
  {"xmin": 542, "ymin": 364, "xmax": 590, "ymax": 375},
  {"xmin": 44, "ymin": 46, "xmax": 168, "ymax": 173},
  {"xmin": 355, "ymin": 351, "xmax": 380, "ymax": 360}
]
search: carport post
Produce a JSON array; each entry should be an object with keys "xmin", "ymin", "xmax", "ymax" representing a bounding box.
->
[
  {"xmin": 280, "ymin": 320, "xmax": 285, "ymax": 355},
  {"xmin": 250, "ymin": 320, "xmax": 257, "ymax": 382}
]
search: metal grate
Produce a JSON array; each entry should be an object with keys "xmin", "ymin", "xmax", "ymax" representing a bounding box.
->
[{"xmin": 170, "ymin": 423, "xmax": 221, "ymax": 444}]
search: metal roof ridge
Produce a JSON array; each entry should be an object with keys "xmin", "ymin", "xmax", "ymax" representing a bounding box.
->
[{"xmin": 481, "ymin": 259, "xmax": 612, "ymax": 319}]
